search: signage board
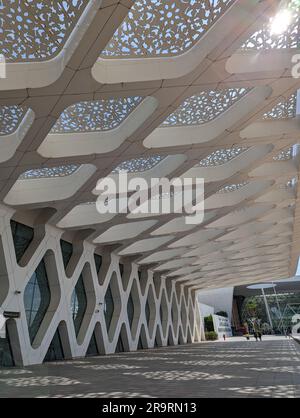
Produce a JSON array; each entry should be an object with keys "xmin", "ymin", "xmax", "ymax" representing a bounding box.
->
[{"xmin": 212, "ymin": 314, "xmax": 232, "ymax": 339}]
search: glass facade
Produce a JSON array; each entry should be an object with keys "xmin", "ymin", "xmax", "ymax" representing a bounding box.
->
[
  {"xmin": 104, "ymin": 285, "xmax": 114, "ymax": 332},
  {"xmin": 71, "ymin": 275, "xmax": 87, "ymax": 337},
  {"xmin": 115, "ymin": 334, "xmax": 124, "ymax": 353},
  {"xmin": 24, "ymin": 259, "xmax": 51, "ymax": 344},
  {"xmin": 0, "ymin": 325, "xmax": 14, "ymax": 367},
  {"xmin": 11, "ymin": 220, "xmax": 34, "ymax": 263},
  {"xmin": 60, "ymin": 240, "xmax": 73, "ymax": 269},
  {"xmin": 86, "ymin": 332, "xmax": 99, "ymax": 356},
  {"xmin": 241, "ymin": 291, "xmax": 300, "ymax": 334},
  {"xmin": 44, "ymin": 328, "xmax": 64, "ymax": 362},
  {"xmin": 137, "ymin": 336, "xmax": 143, "ymax": 350},
  {"xmin": 94, "ymin": 254, "xmax": 102, "ymax": 274}
]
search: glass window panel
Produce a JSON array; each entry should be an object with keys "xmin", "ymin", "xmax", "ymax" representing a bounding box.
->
[
  {"xmin": 0, "ymin": 325, "xmax": 14, "ymax": 367},
  {"xmin": 94, "ymin": 254, "xmax": 102, "ymax": 274},
  {"xmin": 71, "ymin": 275, "xmax": 87, "ymax": 337},
  {"xmin": 60, "ymin": 240, "xmax": 73, "ymax": 270},
  {"xmin": 11, "ymin": 220, "xmax": 34, "ymax": 263},
  {"xmin": 44, "ymin": 328, "xmax": 64, "ymax": 362},
  {"xmin": 104, "ymin": 285, "xmax": 114, "ymax": 332},
  {"xmin": 86, "ymin": 332, "xmax": 99, "ymax": 357},
  {"xmin": 24, "ymin": 259, "xmax": 51, "ymax": 344}
]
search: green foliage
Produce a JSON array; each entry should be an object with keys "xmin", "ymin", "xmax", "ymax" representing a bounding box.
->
[
  {"xmin": 205, "ymin": 331, "xmax": 218, "ymax": 341},
  {"xmin": 204, "ymin": 315, "xmax": 214, "ymax": 332}
]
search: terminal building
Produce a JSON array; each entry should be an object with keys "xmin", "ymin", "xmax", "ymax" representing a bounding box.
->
[{"xmin": 0, "ymin": 0, "xmax": 300, "ymax": 368}]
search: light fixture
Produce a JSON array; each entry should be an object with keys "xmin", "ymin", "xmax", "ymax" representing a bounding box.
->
[{"xmin": 270, "ymin": 0, "xmax": 295, "ymax": 35}]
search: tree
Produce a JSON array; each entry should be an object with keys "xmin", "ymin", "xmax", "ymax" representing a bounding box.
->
[
  {"xmin": 204, "ymin": 315, "xmax": 214, "ymax": 332},
  {"xmin": 216, "ymin": 311, "xmax": 228, "ymax": 318}
]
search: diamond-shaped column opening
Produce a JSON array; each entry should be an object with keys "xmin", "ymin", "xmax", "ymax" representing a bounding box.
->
[
  {"xmin": 44, "ymin": 321, "xmax": 72, "ymax": 363},
  {"xmin": 104, "ymin": 272, "xmax": 121, "ymax": 343},
  {"xmin": 127, "ymin": 279, "xmax": 141, "ymax": 340},
  {"xmin": 94, "ymin": 253, "xmax": 103, "ymax": 280},
  {"xmin": 88, "ymin": 322, "xmax": 105, "ymax": 356},
  {"xmin": 24, "ymin": 250, "xmax": 61, "ymax": 349},
  {"xmin": 71, "ymin": 263, "xmax": 96, "ymax": 346},
  {"xmin": 0, "ymin": 234, "xmax": 9, "ymax": 306},
  {"xmin": 0, "ymin": 319, "xmax": 19, "ymax": 367},
  {"xmin": 178, "ymin": 327, "xmax": 185, "ymax": 345},
  {"xmin": 154, "ymin": 324, "xmax": 163, "ymax": 348},
  {"xmin": 175, "ymin": 283, "xmax": 182, "ymax": 304},
  {"xmin": 180, "ymin": 297, "xmax": 188, "ymax": 332},
  {"xmin": 60, "ymin": 238, "xmax": 87, "ymax": 279},
  {"xmin": 186, "ymin": 324, "xmax": 193, "ymax": 344},
  {"xmin": 153, "ymin": 272, "xmax": 162, "ymax": 299},
  {"xmin": 86, "ymin": 331, "xmax": 99, "ymax": 357},
  {"xmin": 10, "ymin": 220, "xmax": 34, "ymax": 266},
  {"xmin": 168, "ymin": 325, "xmax": 175, "ymax": 346},
  {"xmin": 96, "ymin": 253, "xmax": 111, "ymax": 286},
  {"xmin": 165, "ymin": 278, "xmax": 173, "ymax": 301},
  {"xmin": 171, "ymin": 296, "xmax": 179, "ymax": 332},
  {"xmin": 119, "ymin": 262, "xmax": 124, "ymax": 280},
  {"xmin": 160, "ymin": 290, "xmax": 169, "ymax": 339},
  {"xmin": 194, "ymin": 308, "xmax": 203, "ymax": 343},
  {"xmin": 138, "ymin": 323, "xmax": 148, "ymax": 350},
  {"xmin": 115, "ymin": 323, "xmax": 129, "ymax": 353},
  {"xmin": 119, "ymin": 262, "xmax": 132, "ymax": 292},
  {"xmin": 1, "ymin": 0, "xmax": 89, "ymax": 63},
  {"xmin": 145, "ymin": 284, "xmax": 156, "ymax": 339},
  {"xmin": 60, "ymin": 239, "xmax": 73, "ymax": 275},
  {"xmin": 188, "ymin": 298, "xmax": 195, "ymax": 331},
  {"xmin": 138, "ymin": 268, "xmax": 148, "ymax": 296}
]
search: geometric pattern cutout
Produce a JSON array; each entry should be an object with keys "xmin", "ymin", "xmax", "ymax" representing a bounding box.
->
[
  {"xmin": 0, "ymin": 106, "xmax": 27, "ymax": 135},
  {"xmin": 101, "ymin": 0, "xmax": 235, "ymax": 58},
  {"xmin": 51, "ymin": 97, "xmax": 143, "ymax": 133},
  {"xmin": 112, "ymin": 155, "xmax": 165, "ymax": 173},
  {"xmin": 162, "ymin": 89, "xmax": 249, "ymax": 127},
  {"xmin": 273, "ymin": 147, "xmax": 293, "ymax": 161},
  {"xmin": 196, "ymin": 146, "xmax": 249, "ymax": 167},
  {"xmin": 217, "ymin": 182, "xmax": 249, "ymax": 194},
  {"xmin": 19, "ymin": 165, "xmax": 80, "ymax": 180},
  {"xmin": 242, "ymin": 12, "xmax": 300, "ymax": 50},
  {"xmin": 0, "ymin": 0, "xmax": 89, "ymax": 62},
  {"xmin": 263, "ymin": 94, "xmax": 297, "ymax": 120}
]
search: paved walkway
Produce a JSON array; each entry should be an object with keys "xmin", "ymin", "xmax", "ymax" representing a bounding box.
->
[{"xmin": 0, "ymin": 336, "xmax": 300, "ymax": 398}]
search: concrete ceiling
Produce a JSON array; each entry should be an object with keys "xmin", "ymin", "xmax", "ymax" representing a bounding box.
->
[{"xmin": 1, "ymin": 0, "xmax": 300, "ymax": 291}]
